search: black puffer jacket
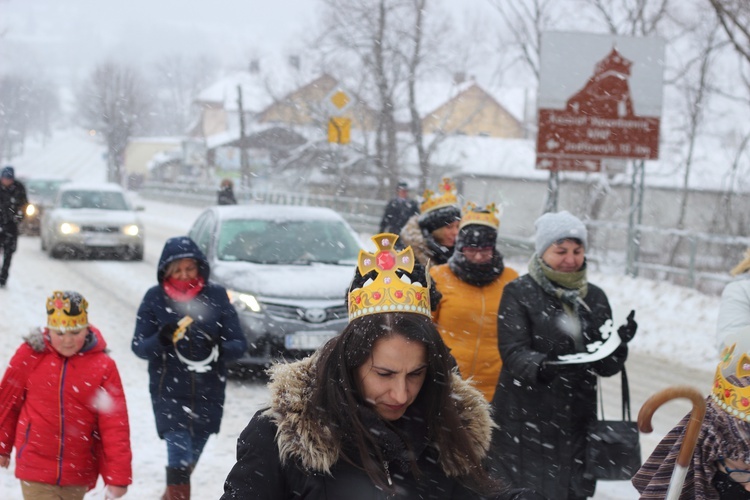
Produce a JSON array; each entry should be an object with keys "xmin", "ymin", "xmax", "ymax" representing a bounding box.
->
[{"xmin": 490, "ymin": 274, "xmax": 627, "ymax": 499}]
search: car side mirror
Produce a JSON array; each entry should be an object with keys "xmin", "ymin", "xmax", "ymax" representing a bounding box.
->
[{"xmin": 135, "ymin": 206, "xmax": 145, "ymax": 211}]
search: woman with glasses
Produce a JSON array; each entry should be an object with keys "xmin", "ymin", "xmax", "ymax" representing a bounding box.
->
[
  {"xmin": 633, "ymin": 328, "xmax": 750, "ymax": 498},
  {"xmin": 430, "ymin": 203, "xmax": 518, "ymax": 402}
]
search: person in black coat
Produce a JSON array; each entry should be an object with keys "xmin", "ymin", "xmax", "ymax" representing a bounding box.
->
[
  {"xmin": 132, "ymin": 236, "xmax": 247, "ymax": 499},
  {"xmin": 490, "ymin": 211, "xmax": 637, "ymax": 500},
  {"xmin": 0, "ymin": 166, "xmax": 27, "ymax": 287},
  {"xmin": 379, "ymin": 181, "xmax": 419, "ymax": 234},
  {"xmin": 217, "ymin": 178, "xmax": 237, "ymax": 205},
  {"xmin": 221, "ymin": 233, "xmax": 544, "ymax": 500}
]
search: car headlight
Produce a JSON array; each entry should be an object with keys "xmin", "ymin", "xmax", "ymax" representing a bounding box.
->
[
  {"xmin": 227, "ymin": 289, "xmax": 262, "ymax": 313},
  {"xmin": 122, "ymin": 224, "xmax": 140, "ymax": 236},
  {"xmin": 25, "ymin": 204, "xmax": 37, "ymax": 217},
  {"xmin": 59, "ymin": 222, "xmax": 80, "ymax": 234}
]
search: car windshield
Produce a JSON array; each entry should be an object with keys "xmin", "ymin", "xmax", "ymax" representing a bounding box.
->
[
  {"xmin": 217, "ymin": 218, "xmax": 361, "ymax": 264},
  {"xmin": 59, "ymin": 190, "xmax": 129, "ymax": 210},
  {"xmin": 26, "ymin": 179, "xmax": 68, "ymax": 201}
]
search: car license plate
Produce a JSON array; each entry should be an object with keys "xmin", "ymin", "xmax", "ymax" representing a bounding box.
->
[
  {"xmin": 285, "ymin": 331, "xmax": 337, "ymax": 351},
  {"xmin": 86, "ymin": 235, "xmax": 118, "ymax": 246}
]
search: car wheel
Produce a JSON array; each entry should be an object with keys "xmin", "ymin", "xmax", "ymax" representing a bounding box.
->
[{"xmin": 41, "ymin": 235, "xmax": 47, "ymax": 251}]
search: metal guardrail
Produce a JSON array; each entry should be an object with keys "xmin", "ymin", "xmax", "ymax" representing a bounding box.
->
[{"xmin": 139, "ymin": 182, "xmax": 744, "ymax": 294}]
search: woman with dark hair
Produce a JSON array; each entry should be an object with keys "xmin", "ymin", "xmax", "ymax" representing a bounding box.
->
[{"xmin": 221, "ymin": 233, "xmax": 542, "ymax": 499}]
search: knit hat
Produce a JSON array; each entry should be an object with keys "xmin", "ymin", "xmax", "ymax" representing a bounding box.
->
[
  {"xmin": 418, "ymin": 178, "xmax": 460, "ymax": 234},
  {"xmin": 46, "ymin": 290, "xmax": 89, "ymax": 332},
  {"xmin": 1, "ymin": 166, "xmax": 14, "ymax": 180},
  {"xmin": 534, "ymin": 210, "xmax": 588, "ymax": 255}
]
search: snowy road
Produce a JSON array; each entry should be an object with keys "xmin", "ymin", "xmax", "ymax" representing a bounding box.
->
[{"xmin": 0, "ymin": 196, "xmax": 717, "ymax": 499}]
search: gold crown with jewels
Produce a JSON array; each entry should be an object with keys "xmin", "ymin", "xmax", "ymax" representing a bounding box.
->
[
  {"xmin": 420, "ymin": 178, "xmax": 458, "ymax": 215},
  {"xmin": 46, "ymin": 290, "xmax": 89, "ymax": 331},
  {"xmin": 712, "ymin": 341, "xmax": 750, "ymax": 421},
  {"xmin": 460, "ymin": 202, "xmax": 502, "ymax": 230},
  {"xmin": 348, "ymin": 233, "xmax": 431, "ymax": 321}
]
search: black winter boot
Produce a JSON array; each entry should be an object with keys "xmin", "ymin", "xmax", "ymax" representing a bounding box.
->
[{"xmin": 165, "ymin": 466, "xmax": 191, "ymax": 500}]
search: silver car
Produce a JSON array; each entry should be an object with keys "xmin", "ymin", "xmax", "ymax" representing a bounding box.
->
[
  {"xmin": 188, "ymin": 205, "xmax": 363, "ymax": 372},
  {"xmin": 40, "ymin": 182, "xmax": 144, "ymax": 260}
]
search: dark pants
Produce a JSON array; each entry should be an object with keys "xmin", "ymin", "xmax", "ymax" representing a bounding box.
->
[{"xmin": 0, "ymin": 223, "xmax": 18, "ymax": 284}]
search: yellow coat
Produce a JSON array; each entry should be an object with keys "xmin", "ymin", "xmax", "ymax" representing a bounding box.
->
[{"xmin": 430, "ymin": 263, "xmax": 519, "ymax": 402}]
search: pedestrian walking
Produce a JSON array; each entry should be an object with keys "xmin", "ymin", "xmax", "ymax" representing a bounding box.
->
[
  {"xmin": 399, "ymin": 177, "xmax": 461, "ymax": 266},
  {"xmin": 489, "ymin": 210, "xmax": 637, "ymax": 499},
  {"xmin": 217, "ymin": 178, "xmax": 237, "ymax": 205},
  {"xmin": 132, "ymin": 236, "xmax": 247, "ymax": 500},
  {"xmin": 0, "ymin": 165, "xmax": 27, "ymax": 287},
  {"xmin": 221, "ymin": 233, "xmax": 544, "ymax": 500},
  {"xmin": 430, "ymin": 202, "xmax": 518, "ymax": 401},
  {"xmin": 0, "ymin": 290, "xmax": 132, "ymax": 499},
  {"xmin": 379, "ymin": 181, "xmax": 419, "ymax": 234},
  {"xmin": 633, "ymin": 328, "xmax": 750, "ymax": 499}
]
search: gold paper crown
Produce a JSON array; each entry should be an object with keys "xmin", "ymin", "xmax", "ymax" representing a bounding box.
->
[
  {"xmin": 460, "ymin": 202, "xmax": 501, "ymax": 230},
  {"xmin": 348, "ymin": 233, "xmax": 431, "ymax": 321},
  {"xmin": 46, "ymin": 290, "xmax": 89, "ymax": 331},
  {"xmin": 712, "ymin": 342, "xmax": 750, "ymax": 421},
  {"xmin": 420, "ymin": 178, "xmax": 458, "ymax": 214}
]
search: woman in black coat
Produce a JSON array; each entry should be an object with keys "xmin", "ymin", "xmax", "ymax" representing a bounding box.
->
[
  {"xmin": 222, "ymin": 233, "xmax": 543, "ymax": 500},
  {"xmin": 132, "ymin": 236, "xmax": 247, "ymax": 499},
  {"xmin": 490, "ymin": 211, "xmax": 637, "ymax": 500}
]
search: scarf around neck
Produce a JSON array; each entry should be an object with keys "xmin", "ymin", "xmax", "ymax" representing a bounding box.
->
[
  {"xmin": 448, "ymin": 249, "xmax": 504, "ymax": 287},
  {"xmin": 163, "ymin": 275, "xmax": 205, "ymax": 302},
  {"xmin": 528, "ymin": 253, "xmax": 589, "ymax": 310}
]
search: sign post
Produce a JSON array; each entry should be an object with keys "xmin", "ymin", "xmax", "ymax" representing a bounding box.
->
[{"xmin": 326, "ymin": 89, "xmax": 352, "ymax": 145}]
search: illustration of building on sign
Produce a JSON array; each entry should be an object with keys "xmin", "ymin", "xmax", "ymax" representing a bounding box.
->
[{"xmin": 566, "ymin": 47, "xmax": 635, "ymax": 119}]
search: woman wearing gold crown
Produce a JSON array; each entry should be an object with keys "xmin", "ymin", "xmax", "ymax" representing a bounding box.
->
[
  {"xmin": 634, "ymin": 328, "xmax": 750, "ymax": 498},
  {"xmin": 399, "ymin": 178, "xmax": 461, "ymax": 266},
  {"xmin": 430, "ymin": 202, "xmax": 519, "ymax": 402},
  {"xmin": 221, "ymin": 233, "xmax": 544, "ymax": 499},
  {"xmin": 489, "ymin": 211, "xmax": 637, "ymax": 499}
]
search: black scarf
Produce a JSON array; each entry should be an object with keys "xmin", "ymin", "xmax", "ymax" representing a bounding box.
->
[{"xmin": 448, "ymin": 249, "xmax": 504, "ymax": 287}]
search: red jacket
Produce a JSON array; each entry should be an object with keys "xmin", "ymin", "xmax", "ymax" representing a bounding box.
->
[{"xmin": 0, "ymin": 326, "xmax": 132, "ymax": 489}]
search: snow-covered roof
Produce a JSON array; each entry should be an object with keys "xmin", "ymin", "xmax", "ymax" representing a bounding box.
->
[
  {"xmin": 195, "ymin": 71, "xmax": 276, "ymax": 112},
  {"xmin": 211, "ymin": 204, "xmax": 346, "ymax": 222}
]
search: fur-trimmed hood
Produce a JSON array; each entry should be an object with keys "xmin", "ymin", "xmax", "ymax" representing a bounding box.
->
[
  {"xmin": 264, "ymin": 354, "xmax": 495, "ymax": 477},
  {"xmin": 399, "ymin": 215, "xmax": 432, "ymax": 266}
]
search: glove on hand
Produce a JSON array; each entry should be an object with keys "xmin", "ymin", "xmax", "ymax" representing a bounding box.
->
[
  {"xmin": 537, "ymin": 356, "xmax": 579, "ymax": 383},
  {"xmin": 617, "ymin": 310, "xmax": 637, "ymax": 343},
  {"xmin": 158, "ymin": 322, "xmax": 178, "ymax": 346}
]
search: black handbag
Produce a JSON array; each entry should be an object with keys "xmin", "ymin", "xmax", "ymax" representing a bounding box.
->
[{"xmin": 584, "ymin": 367, "xmax": 642, "ymax": 480}]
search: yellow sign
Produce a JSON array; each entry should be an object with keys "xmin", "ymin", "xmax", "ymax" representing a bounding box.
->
[
  {"xmin": 328, "ymin": 117, "xmax": 351, "ymax": 144},
  {"xmin": 330, "ymin": 90, "xmax": 350, "ymax": 110}
]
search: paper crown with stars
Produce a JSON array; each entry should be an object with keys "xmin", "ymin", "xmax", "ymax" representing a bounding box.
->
[
  {"xmin": 713, "ymin": 328, "xmax": 750, "ymax": 422},
  {"xmin": 459, "ymin": 202, "xmax": 502, "ymax": 230},
  {"xmin": 347, "ymin": 233, "xmax": 431, "ymax": 321},
  {"xmin": 420, "ymin": 177, "xmax": 458, "ymax": 215},
  {"xmin": 46, "ymin": 290, "xmax": 89, "ymax": 332}
]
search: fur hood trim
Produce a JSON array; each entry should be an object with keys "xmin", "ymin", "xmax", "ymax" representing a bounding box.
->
[
  {"xmin": 264, "ymin": 354, "xmax": 494, "ymax": 476},
  {"xmin": 399, "ymin": 215, "xmax": 431, "ymax": 266}
]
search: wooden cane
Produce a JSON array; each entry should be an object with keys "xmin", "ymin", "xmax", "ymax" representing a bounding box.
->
[{"xmin": 638, "ymin": 386, "xmax": 707, "ymax": 500}]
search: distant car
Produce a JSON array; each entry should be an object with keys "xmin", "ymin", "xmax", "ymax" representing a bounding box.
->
[
  {"xmin": 40, "ymin": 182, "xmax": 144, "ymax": 260},
  {"xmin": 188, "ymin": 205, "xmax": 363, "ymax": 372},
  {"xmin": 18, "ymin": 177, "xmax": 71, "ymax": 236}
]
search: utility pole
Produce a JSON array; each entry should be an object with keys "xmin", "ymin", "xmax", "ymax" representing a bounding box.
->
[{"xmin": 237, "ymin": 85, "xmax": 250, "ymax": 190}]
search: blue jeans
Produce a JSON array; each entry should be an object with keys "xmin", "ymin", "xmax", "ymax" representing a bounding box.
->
[{"xmin": 164, "ymin": 429, "xmax": 211, "ymax": 469}]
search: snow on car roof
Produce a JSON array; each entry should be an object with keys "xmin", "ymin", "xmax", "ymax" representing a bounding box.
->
[
  {"xmin": 58, "ymin": 182, "xmax": 126, "ymax": 193},
  {"xmin": 212, "ymin": 204, "xmax": 347, "ymax": 222}
]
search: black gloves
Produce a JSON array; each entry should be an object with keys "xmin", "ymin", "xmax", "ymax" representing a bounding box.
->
[
  {"xmin": 537, "ymin": 356, "xmax": 579, "ymax": 382},
  {"xmin": 617, "ymin": 310, "xmax": 637, "ymax": 343},
  {"xmin": 158, "ymin": 322, "xmax": 178, "ymax": 346}
]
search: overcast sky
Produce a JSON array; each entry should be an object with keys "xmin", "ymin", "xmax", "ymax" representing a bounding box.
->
[{"xmin": 0, "ymin": 0, "xmax": 489, "ymax": 84}]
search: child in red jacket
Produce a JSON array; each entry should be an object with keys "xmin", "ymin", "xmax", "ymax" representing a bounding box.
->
[{"xmin": 0, "ymin": 290, "xmax": 132, "ymax": 499}]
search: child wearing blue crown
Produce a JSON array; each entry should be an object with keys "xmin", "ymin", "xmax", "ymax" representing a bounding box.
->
[
  {"xmin": 221, "ymin": 233, "xmax": 544, "ymax": 500},
  {"xmin": 0, "ymin": 290, "xmax": 131, "ymax": 499}
]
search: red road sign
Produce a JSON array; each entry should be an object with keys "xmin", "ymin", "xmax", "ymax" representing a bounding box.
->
[{"xmin": 536, "ymin": 156, "xmax": 601, "ymax": 172}]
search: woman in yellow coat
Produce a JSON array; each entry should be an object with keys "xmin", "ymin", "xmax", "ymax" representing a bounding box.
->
[{"xmin": 430, "ymin": 203, "xmax": 518, "ymax": 401}]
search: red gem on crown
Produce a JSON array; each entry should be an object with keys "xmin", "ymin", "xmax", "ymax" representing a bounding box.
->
[{"xmin": 376, "ymin": 252, "xmax": 395, "ymax": 271}]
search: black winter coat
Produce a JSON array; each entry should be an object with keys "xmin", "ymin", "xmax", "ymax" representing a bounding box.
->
[
  {"xmin": 222, "ymin": 355, "xmax": 543, "ymax": 500},
  {"xmin": 379, "ymin": 197, "xmax": 419, "ymax": 234},
  {"xmin": 490, "ymin": 274, "xmax": 627, "ymax": 499},
  {"xmin": 131, "ymin": 237, "xmax": 247, "ymax": 437},
  {"xmin": 0, "ymin": 180, "xmax": 27, "ymax": 226}
]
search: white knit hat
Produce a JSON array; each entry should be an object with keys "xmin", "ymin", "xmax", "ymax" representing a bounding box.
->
[{"xmin": 534, "ymin": 211, "xmax": 588, "ymax": 255}]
